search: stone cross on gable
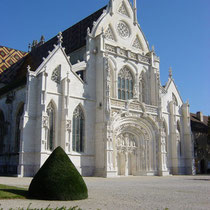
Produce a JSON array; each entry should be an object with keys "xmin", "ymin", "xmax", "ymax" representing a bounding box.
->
[{"xmin": 169, "ymin": 67, "xmax": 172, "ymax": 78}]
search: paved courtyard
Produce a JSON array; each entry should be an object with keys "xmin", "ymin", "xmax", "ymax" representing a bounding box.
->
[{"xmin": 0, "ymin": 175, "xmax": 209, "ymax": 210}]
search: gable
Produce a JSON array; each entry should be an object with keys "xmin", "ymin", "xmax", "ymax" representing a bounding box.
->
[{"xmin": 92, "ymin": 0, "xmax": 149, "ymax": 53}]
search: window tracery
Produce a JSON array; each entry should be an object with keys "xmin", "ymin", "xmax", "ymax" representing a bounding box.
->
[
  {"xmin": 118, "ymin": 66, "xmax": 133, "ymax": 100},
  {"xmin": 47, "ymin": 102, "xmax": 55, "ymax": 151},
  {"xmin": 72, "ymin": 106, "xmax": 85, "ymax": 153},
  {"xmin": 117, "ymin": 22, "xmax": 130, "ymax": 38},
  {"xmin": 51, "ymin": 65, "xmax": 61, "ymax": 84}
]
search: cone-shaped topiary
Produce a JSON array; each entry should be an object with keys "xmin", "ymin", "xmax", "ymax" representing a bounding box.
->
[{"xmin": 28, "ymin": 146, "xmax": 88, "ymax": 200}]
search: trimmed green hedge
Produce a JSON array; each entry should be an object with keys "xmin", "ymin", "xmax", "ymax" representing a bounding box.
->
[{"xmin": 28, "ymin": 147, "xmax": 88, "ymax": 200}]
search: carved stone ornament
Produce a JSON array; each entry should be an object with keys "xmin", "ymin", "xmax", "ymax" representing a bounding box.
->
[
  {"xmin": 118, "ymin": 3, "xmax": 129, "ymax": 17},
  {"xmin": 66, "ymin": 120, "xmax": 72, "ymax": 131},
  {"xmin": 51, "ymin": 65, "xmax": 61, "ymax": 84},
  {"xmin": 105, "ymin": 26, "xmax": 115, "ymax": 41},
  {"xmin": 116, "ymin": 133, "xmax": 137, "ymax": 155},
  {"xmin": 132, "ymin": 37, "xmax": 143, "ymax": 50},
  {"xmin": 117, "ymin": 22, "xmax": 130, "ymax": 38},
  {"xmin": 43, "ymin": 116, "xmax": 49, "ymax": 128},
  {"xmin": 118, "ymin": 66, "xmax": 133, "ymax": 79}
]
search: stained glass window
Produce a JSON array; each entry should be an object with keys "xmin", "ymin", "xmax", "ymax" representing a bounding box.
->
[{"xmin": 118, "ymin": 66, "xmax": 133, "ymax": 100}]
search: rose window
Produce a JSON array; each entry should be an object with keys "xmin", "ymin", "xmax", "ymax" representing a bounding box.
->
[{"xmin": 117, "ymin": 22, "xmax": 130, "ymax": 38}]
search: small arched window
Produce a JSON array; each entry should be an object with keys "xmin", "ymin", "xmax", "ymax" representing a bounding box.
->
[
  {"xmin": 15, "ymin": 104, "xmax": 24, "ymax": 152},
  {"xmin": 47, "ymin": 102, "xmax": 55, "ymax": 151},
  {"xmin": 118, "ymin": 66, "xmax": 133, "ymax": 100},
  {"xmin": 0, "ymin": 110, "xmax": 5, "ymax": 153},
  {"xmin": 172, "ymin": 93, "xmax": 178, "ymax": 106},
  {"xmin": 72, "ymin": 105, "xmax": 85, "ymax": 152}
]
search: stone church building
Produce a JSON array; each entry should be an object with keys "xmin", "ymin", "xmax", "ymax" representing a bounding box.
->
[{"xmin": 0, "ymin": 0, "xmax": 193, "ymax": 177}]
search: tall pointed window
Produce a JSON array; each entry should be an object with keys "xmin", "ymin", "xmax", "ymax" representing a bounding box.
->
[
  {"xmin": 118, "ymin": 66, "xmax": 133, "ymax": 100},
  {"xmin": 47, "ymin": 102, "xmax": 55, "ymax": 151},
  {"xmin": 72, "ymin": 106, "xmax": 85, "ymax": 152},
  {"xmin": 0, "ymin": 110, "xmax": 5, "ymax": 153},
  {"xmin": 15, "ymin": 104, "xmax": 24, "ymax": 152}
]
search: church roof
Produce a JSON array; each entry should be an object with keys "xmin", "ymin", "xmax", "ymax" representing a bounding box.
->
[
  {"xmin": 0, "ymin": 6, "xmax": 106, "ymax": 95},
  {"xmin": 0, "ymin": 46, "xmax": 27, "ymax": 74},
  {"xmin": 190, "ymin": 113, "xmax": 208, "ymax": 133}
]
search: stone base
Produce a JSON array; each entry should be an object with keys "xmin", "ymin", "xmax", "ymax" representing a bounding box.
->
[
  {"xmin": 106, "ymin": 170, "xmax": 118, "ymax": 177},
  {"xmin": 159, "ymin": 170, "xmax": 170, "ymax": 176}
]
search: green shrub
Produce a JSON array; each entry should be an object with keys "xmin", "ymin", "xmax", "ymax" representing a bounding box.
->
[{"xmin": 28, "ymin": 146, "xmax": 88, "ymax": 200}]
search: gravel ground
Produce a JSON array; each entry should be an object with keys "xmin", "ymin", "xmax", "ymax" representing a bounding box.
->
[{"xmin": 0, "ymin": 175, "xmax": 210, "ymax": 210}]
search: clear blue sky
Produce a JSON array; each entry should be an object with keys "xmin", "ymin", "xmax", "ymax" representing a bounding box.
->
[{"xmin": 1, "ymin": 0, "xmax": 209, "ymax": 115}]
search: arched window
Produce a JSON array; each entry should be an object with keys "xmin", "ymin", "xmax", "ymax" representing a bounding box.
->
[
  {"xmin": 72, "ymin": 106, "xmax": 85, "ymax": 152},
  {"xmin": 15, "ymin": 104, "xmax": 24, "ymax": 152},
  {"xmin": 172, "ymin": 93, "xmax": 178, "ymax": 106},
  {"xmin": 118, "ymin": 66, "xmax": 133, "ymax": 100},
  {"xmin": 0, "ymin": 110, "xmax": 5, "ymax": 153},
  {"xmin": 47, "ymin": 102, "xmax": 55, "ymax": 151}
]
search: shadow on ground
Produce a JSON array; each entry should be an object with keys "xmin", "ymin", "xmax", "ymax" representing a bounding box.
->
[{"xmin": 0, "ymin": 189, "xmax": 28, "ymax": 198}]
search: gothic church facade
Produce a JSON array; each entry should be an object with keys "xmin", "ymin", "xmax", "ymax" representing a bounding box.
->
[{"xmin": 0, "ymin": 0, "xmax": 193, "ymax": 177}]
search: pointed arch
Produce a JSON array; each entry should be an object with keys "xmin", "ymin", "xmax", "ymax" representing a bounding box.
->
[
  {"xmin": 118, "ymin": 66, "xmax": 134, "ymax": 100},
  {"xmin": 172, "ymin": 93, "xmax": 178, "ymax": 106},
  {"xmin": 0, "ymin": 110, "xmax": 5, "ymax": 153},
  {"xmin": 72, "ymin": 104, "xmax": 85, "ymax": 153},
  {"xmin": 15, "ymin": 103, "xmax": 24, "ymax": 152},
  {"xmin": 46, "ymin": 101, "xmax": 56, "ymax": 151}
]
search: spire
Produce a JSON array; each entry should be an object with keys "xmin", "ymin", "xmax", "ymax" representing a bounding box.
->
[
  {"xmin": 57, "ymin": 32, "xmax": 63, "ymax": 47},
  {"xmin": 133, "ymin": 0, "xmax": 137, "ymax": 25},
  {"xmin": 169, "ymin": 67, "xmax": 172, "ymax": 78},
  {"xmin": 110, "ymin": 0, "xmax": 114, "ymax": 15}
]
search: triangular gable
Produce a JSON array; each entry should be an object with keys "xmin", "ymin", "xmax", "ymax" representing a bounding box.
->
[
  {"xmin": 164, "ymin": 78, "xmax": 184, "ymax": 104},
  {"xmin": 118, "ymin": 1, "xmax": 130, "ymax": 18},
  {"xmin": 132, "ymin": 36, "xmax": 143, "ymax": 50},
  {"xmin": 104, "ymin": 25, "xmax": 116, "ymax": 41}
]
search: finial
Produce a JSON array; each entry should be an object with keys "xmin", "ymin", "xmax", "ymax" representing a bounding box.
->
[
  {"xmin": 57, "ymin": 32, "xmax": 63, "ymax": 46},
  {"xmin": 87, "ymin": 27, "xmax": 90, "ymax": 36},
  {"xmin": 40, "ymin": 35, "xmax": 45, "ymax": 44},
  {"xmin": 152, "ymin": 45, "xmax": 155, "ymax": 52},
  {"xmin": 27, "ymin": 65, "xmax": 31, "ymax": 71},
  {"xmin": 110, "ymin": 0, "xmax": 114, "ymax": 16},
  {"xmin": 169, "ymin": 67, "xmax": 172, "ymax": 78},
  {"xmin": 28, "ymin": 43, "xmax": 31, "ymax": 52},
  {"xmin": 133, "ymin": 0, "xmax": 137, "ymax": 25}
]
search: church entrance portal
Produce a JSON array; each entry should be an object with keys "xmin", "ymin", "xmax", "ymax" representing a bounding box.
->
[{"xmin": 116, "ymin": 133, "xmax": 137, "ymax": 176}]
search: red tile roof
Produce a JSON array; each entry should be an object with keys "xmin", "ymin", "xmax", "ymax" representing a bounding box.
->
[{"xmin": 0, "ymin": 46, "xmax": 27, "ymax": 74}]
